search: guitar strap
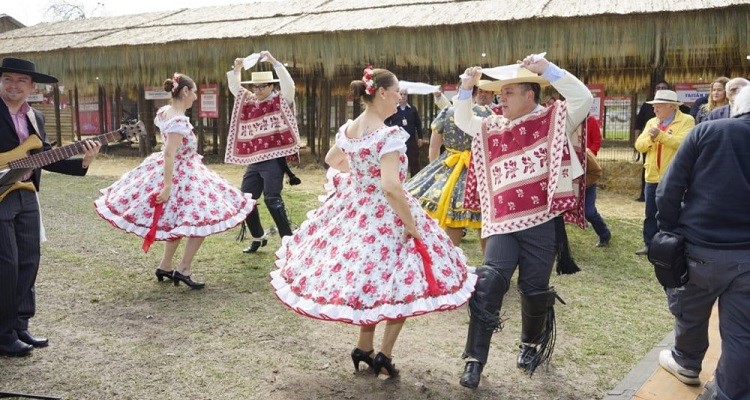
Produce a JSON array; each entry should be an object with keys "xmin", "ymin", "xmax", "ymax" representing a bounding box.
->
[
  {"xmin": 24, "ymin": 107, "xmax": 47, "ymax": 242},
  {"xmin": 20, "ymin": 108, "xmax": 40, "ymax": 182},
  {"xmin": 26, "ymin": 108, "xmax": 40, "ymax": 138}
]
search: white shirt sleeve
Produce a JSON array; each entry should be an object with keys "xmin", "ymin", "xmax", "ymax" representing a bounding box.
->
[
  {"xmin": 453, "ymin": 91, "xmax": 483, "ymax": 138},
  {"xmin": 273, "ymin": 62, "xmax": 295, "ymax": 104}
]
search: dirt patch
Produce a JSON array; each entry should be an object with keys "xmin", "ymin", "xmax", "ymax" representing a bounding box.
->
[{"xmin": 0, "ymin": 154, "xmax": 663, "ymax": 400}]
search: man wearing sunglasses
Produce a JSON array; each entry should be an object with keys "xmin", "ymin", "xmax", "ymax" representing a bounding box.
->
[{"xmin": 226, "ymin": 51, "xmax": 301, "ymax": 253}]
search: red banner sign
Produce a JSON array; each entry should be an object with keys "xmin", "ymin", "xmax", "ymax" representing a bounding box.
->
[{"xmin": 199, "ymin": 84, "xmax": 219, "ymax": 118}]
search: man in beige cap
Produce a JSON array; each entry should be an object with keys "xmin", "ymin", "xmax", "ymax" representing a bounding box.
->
[
  {"xmin": 634, "ymin": 90, "xmax": 694, "ymax": 256},
  {"xmin": 454, "ymin": 54, "xmax": 592, "ymax": 388},
  {"xmin": 225, "ymin": 51, "xmax": 301, "ymax": 254}
]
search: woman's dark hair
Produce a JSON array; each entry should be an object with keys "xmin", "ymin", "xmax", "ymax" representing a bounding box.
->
[
  {"xmin": 163, "ymin": 73, "xmax": 196, "ymax": 99},
  {"xmin": 350, "ymin": 68, "xmax": 397, "ymax": 103}
]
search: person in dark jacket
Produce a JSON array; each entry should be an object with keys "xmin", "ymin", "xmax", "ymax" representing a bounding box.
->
[
  {"xmin": 0, "ymin": 57, "xmax": 101, "ymax": 357},
  {"xmin": 385, "ymin": 89, "xmax": 423, "ymax": 176},
  {"xmin": 655, "ymin": 85, "xmax": 750, "ymax": 400}
]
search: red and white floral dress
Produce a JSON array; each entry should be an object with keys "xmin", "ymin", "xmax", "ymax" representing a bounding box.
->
[
  {"xmin": 270, "ymin": 122, "xmax": 477, "ymax": 326},
  {"xmin": 94, "ymin": 106, "xmax": 255, "ymax": 240}
]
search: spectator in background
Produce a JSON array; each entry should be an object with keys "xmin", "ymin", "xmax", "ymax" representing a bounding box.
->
[
  {"xmin": 695, "ymin": 77, "xmax": 729, "ymax": 124},
  {"xmin": 386, "ymin": 88, "xmax": 424, "ymax": 177},
  {"xmin": 708, "ymin": 77, "xmax": 749, "ymax": 121},
  {"xmin": 633, "ymin": 81, "xmax": 690, "ymax": 202},
  {"xmin": 584, "ymin": 117, "xmax": 611, "ymax": 247},
  {"xmin": 655, "ymin": 85, "xmax": 750, "ymax": 400},
  {"xmin": 689, "ymin": 94, "xmax": 708, "ymax": 119},
  {"xmin": 405, "ymin": 80, "xmax": 496, "ymax": 249},
  {"xmin": 633, "ymin": 89, "xmax": 694, "ymax": 256}
]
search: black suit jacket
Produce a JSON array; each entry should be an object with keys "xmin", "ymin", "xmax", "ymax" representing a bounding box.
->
[
  {"xmin": 0, "ymin": 99, "xmax": 88, "ymax": 192},
  {"xmin": 385, "ymin": 104, "xmax": 423, "ymax": 142}
]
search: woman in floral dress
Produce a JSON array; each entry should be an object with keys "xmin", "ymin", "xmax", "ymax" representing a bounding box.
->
[
  {"xmin": 270, "ymin": 67, "xmax": 476, "ymax": 377},
  {"xmin": 405, "ymin": 83, "xmax": 496, "ymax": 249},
  {"xmin": 95, "ymin": 73, "xmax": 255, "ymax": 289}
]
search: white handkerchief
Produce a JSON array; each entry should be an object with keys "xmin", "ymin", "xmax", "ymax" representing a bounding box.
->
[
  {"xmin": 242, "ymin": 53, "xmax": 269, "ymax": 70},
  {"xmin": 398, "ymin": 81, "xmax": 441, "ymax": 95},
  {"xmin": 459, "ymin": 52, "xmax": 547, "ymax": 79}
]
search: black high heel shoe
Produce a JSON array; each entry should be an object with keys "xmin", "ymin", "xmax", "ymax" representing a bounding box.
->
[
  {"xmin": 172, "ymin": 270, "xmax": 205, "ymax": 289},
  {"xmin": 372, "ymin": 352, "xmax": 399, "ymax": 378},
  {"xmin": 155, "ymin": 268, "xmax": 173, "ymax": 282},
  {"xmin": 351, "ymin": 348, "xmax": 374, "ymax": 372}
]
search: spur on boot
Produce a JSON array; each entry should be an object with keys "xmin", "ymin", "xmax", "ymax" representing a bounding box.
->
[
  {"xmin": 517, "ymin": 344, "xmax": 538, "ymax": 370},
  {"xmin": 242, "ymin": 236, "xmax": 268, "ymax": 253},
  {"xmin": 155, "ymin": 268, "xmax": 173, "ymax": 282},
  {"xmin": 372, "ymin": 352, "xmax": 399, "ymax": 378},
  {"xmin": 459, "ymin": 361, "xmax": 483, "ymax": 389},
  {"xmin": 350, "ymin": 348, "xmax": 374, "ymax": 371},
  {"xmin": 172, "ymin": 270, "xmax": 205, "ymax": 289}
]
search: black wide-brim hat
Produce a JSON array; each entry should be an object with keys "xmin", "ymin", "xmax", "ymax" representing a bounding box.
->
[{"xmin": 0, "ymin": 57, "xmax": 58, "ymax": 84}]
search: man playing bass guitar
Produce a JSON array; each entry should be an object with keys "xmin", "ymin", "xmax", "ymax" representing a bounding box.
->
[{"xmin": 0, "ymin": 57, "xmax": 101, "ymax": 357}]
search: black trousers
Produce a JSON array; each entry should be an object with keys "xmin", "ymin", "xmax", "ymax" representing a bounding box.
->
[
  {"xmin": 0, "ymin": 190, "xmax": 41, "ymax": 344},
  {"xmin": 462, "ymin": 219, "xmax": 557, "ymax": 363},
  {"xmin": 241, "ymin": 158, "xmax": 289, "ymax": 237}
]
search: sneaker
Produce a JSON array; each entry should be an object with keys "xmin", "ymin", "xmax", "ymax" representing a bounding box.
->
[
  {"xmin": 658, "ymin": 350, "xmax": 701, "ymax": 386},
  {"xmin": 635, "ymin": 245, "xmax": 649, "ymax": 256}
]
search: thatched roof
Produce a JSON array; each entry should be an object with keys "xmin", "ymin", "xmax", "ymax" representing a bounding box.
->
[
  {"xmin": 0, "ymin": 14, "xmax": 25, "ymax": 33},
  {"xmin": 0, "ymin": 0, "xmax": 748, "ymax": 91}
]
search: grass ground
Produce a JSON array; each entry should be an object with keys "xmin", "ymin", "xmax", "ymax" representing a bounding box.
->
[{"xmin": 0, "ymin": 155, "xmax": 669, "ymax": 400}]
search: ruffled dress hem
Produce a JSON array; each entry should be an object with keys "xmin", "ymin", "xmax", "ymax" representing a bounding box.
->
[
  {"xmin": 94, "ymin": 197, "xmax": 255, "ymax": 240},
  {"xmin": 270, "ymin": 267, "xmax": 477, "ymax": 326}
]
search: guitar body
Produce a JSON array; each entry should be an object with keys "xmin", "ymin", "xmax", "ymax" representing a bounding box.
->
[
  {"xmin": 0, "ymin": 135, "xmax": 43, "ymax": 169},
  {"xmin": 0, "ymin": 135, "xmax": 43, "ymax": 202}
]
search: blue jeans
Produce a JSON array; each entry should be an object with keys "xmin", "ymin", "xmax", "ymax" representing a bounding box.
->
[
  {"xmin": 643, "ymin": 182, "xmax": 659, "ymax": 246},
  {"xmin": 585, "ymin": 185, "xmax": 610, "ymax": 242},
  {"xmin": 665, "ymin": 245, "xmax": 750, "ymax": 400}
]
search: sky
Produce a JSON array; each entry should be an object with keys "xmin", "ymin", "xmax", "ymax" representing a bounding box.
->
[{"xmin": 2, "ymin": 0, "xmax": 252, "ymax": 27}]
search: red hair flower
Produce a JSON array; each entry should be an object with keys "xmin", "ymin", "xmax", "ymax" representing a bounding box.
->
[{"xmin": 362, "ymin": 66, "xmax": 375, "ymax": 95}]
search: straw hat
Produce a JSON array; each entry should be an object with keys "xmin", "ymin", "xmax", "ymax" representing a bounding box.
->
[
  {"xmin": 240, "ymin": 71, "xmax": 279, "ymax": 85},
  {"xmin": 0, "ymin": 57, "xmax": 58, "ymax": 83},
  {"xmin": 646, "ymin": 90, "xmax": 683, "ymax": 105},
  {"xmin": 478, "ymin": 67, "xmax": 549, "ymax": 92}
]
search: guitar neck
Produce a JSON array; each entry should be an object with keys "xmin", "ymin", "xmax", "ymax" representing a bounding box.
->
[{"xmin": 8, "ymin": 130, "xmax": 122, "ymax": 170}]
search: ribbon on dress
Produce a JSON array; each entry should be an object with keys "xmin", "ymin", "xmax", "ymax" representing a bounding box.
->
[
  {"xmin": 142, "ymin": 193, "xmax": 164, "ymax": 253},
  {"xmin": 433, "ymin": 148, "xmax": 471, "ymax": 227},
  {"xmin": 413, "ymin": 238, "xmax": 440, "ymax": 296}
]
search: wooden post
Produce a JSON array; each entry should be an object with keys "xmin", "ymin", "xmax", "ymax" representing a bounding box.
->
[
  {"xmin": 319, "ymin": 79, "xmax": 331, "ymax": 160},
  {"xmin": 53, "ymin": 83, "xmax": 62, "ymax": 146},
  {"xmin": 136, "ymin": 84, "xmax": 147, "ymax": 156},
  {"xmin": 218, "ymin": 81, "xmax": 226, "ymax": 156},
  {"xmin": 67, "ymin": 89, "xmax": 75, "ymax": 141},
  {"xmin": 97, "ymin": 84, "xmax": 105, "ymax": 135},
  {"xmin": 73, "ymin": 85, "xmax": 81, "ymax": 142},
  {"xmin": 114, "ymin": 85, "xmax": 122, "ymax": 128}
]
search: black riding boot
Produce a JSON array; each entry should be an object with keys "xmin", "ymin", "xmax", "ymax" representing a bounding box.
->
[
  {"xmin": 460, "ymin": 266, "xmax": 509, "ymax": 389},
  {"xmin": 239, "ymin": 208, "xmax": 268, "ymax": 253},
  {"xmin": 265, "ymin": 196, "xmax": 293, "ymax": 237},
  {"xmin": 517, "ymin": 288, "xmax": 563, "ymax": 375}
]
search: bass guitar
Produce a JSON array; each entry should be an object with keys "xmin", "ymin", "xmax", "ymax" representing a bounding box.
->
[{"xmin": 0, "ymin": 121, "xmax": 145, "ymax": 202}]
